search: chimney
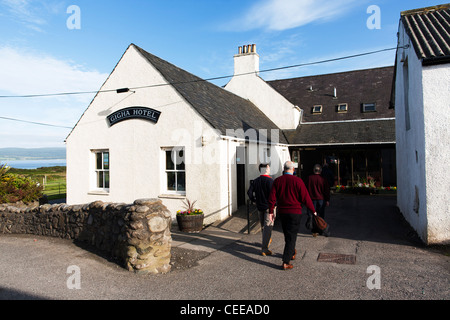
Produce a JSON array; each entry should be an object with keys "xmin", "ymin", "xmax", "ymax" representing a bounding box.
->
[{"xmin": 234, "ymin": 44, "xmax": 259, "ymax": 76}]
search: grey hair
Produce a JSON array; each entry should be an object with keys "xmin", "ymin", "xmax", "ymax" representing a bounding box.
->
[
  {"xmin": 313, "ymin": 164, "xmax": 322, "ymax": 174},
  {"xmin": 284, "ymin": 161, "xmax": 295, "ymax": 171}
]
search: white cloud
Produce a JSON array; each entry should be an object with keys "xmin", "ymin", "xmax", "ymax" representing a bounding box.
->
[
  {"xmin": 1, "ymin": 0, "xmax": 46, "ymax": 31},
  {"xmin": 228, "ymin": 0, "xmax": 361, "ymax": 31},
  {"xmin": 0, "ymin": 46, "xmax": 106, "ymax": 102},
  {"xmin": 0, "ymin": 46, "xmax": 108, "ymax": 148},
  {"xmin": 0, "ymin": 0, "xmax": 65, "ymax": 32}
]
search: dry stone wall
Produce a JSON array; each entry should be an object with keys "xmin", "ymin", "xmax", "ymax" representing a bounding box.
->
[{"xmin": 0, "ymin": 198, "xmax": 172, "ymax": 274}]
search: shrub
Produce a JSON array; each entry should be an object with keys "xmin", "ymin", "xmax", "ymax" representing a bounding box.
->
[
  {"xmin": 0, "ymin": 163, "xmax": 9, "ymax": 178},
  {"xmin": 0, "ymin": 171, "xmax": 43, "ymax": 204}
]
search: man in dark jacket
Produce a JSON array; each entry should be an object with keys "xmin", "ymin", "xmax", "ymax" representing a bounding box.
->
[
  {"xmin": 268, "ymin": 161, "xmax": 316, "ymax": 270},
  {"xmin": 247, "ymin": 163, "xmax": 274, "ymax": 256},
  {"xmin": 307, "ymin": 164, "xmax": 331, "ymax": 237}
]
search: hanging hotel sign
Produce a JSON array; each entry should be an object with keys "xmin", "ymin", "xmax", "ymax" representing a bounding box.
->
[{"xmin": 107, "ymin": 107, "xmax": 161, "ymax": 127}]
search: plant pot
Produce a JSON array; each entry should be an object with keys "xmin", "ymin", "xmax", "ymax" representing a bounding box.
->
[{"xmin": 176, "ymin": 214, "xmax": 204, "ymax": 233}]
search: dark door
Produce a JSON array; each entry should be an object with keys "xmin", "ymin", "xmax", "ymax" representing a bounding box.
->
[{"xmin": 236, "ymin": 147, "xmax": 246, "ymax": 207}]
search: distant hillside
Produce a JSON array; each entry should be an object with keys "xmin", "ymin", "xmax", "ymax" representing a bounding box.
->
[{"xmin": 0, "ymin": 148, "xmax": 66, "ymax": 160}]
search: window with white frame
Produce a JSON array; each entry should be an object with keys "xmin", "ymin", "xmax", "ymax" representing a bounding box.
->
[
  {"xmin": 93, "ymin": 150, "xmax": 109, "ymax": 190},
  {"xmin": 312, "ymin": 105, "xmax": 322, "ymax": 114},
  {"xmin": 163, "ymin": 147, "xmax": 186, "ymax": 193},
  {"xmin": 337, "ymin": 103, "xmax": 348, "ymax": 112}
]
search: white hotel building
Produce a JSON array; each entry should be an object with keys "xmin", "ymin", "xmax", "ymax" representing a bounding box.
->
[
  {"xmin": 66, "ymin": 44, "xmax": 294, "ymax": 225},
  {"xmin": 66, "ymin": 43, "xmax": 396, "ymax": 226}
]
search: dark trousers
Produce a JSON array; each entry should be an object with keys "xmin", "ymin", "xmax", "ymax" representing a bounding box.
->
[
  {"xmin": 259, "ymin": 209, "xmax": 274, "ymax": 252},
  {"xmin": 279, "ymin": 213, "xmax": 302, "ymax": 264},
  {"xmin": 309, "ymin": 199, "xmax": 326, "ymax": 219}
]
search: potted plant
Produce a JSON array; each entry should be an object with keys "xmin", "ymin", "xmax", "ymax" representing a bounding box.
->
[{"xmin": 176, "ymin": 199, "xmax": 204, "ymax": 233}]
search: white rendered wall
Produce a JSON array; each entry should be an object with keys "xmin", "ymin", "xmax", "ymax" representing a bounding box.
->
[
  {"xmin": 225, "ymin": 53, "xmax": 300, "ymax": 130},
  {"xmin": 395, "ymin": 26, "xmax": 428, "ymax": 242},
  {"xmin": 66, "ymin": 45, "xmax": 229, "ymax": 223},
  {"xmin": 395, "ymin": 24, "xmax": 450, "ymax": 244},
  {"xmin": 422, "ymin": 63, "xmax": 450, "ymax": 244}
]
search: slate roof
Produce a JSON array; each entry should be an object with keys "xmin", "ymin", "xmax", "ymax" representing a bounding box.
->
[
  {"xmin": 133, "ymin": 44, "xmax": 288, "ymax": 144},
  {"xmin": 267, "ymin": 67, "xmax": 395, "ymax": 123},
  {"xmin": 284, "ymin": 119, "xmax": 396, "ymax": 146},
  {"xmin": 71, "ymin": 44, "xmax": 395, "ymax": 147},
  {"xmin": 401, "ymin": 4, "xmax": 450, "ymax": 65},
  {"xmin": 137, "ymin": 44, "xmax": 395, "ymax": 146}
]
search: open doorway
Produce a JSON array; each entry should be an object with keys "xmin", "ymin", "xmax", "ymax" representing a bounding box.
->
[{"xmin": 236, "ymin": 146, "xmax": 246, "ymax": 207}]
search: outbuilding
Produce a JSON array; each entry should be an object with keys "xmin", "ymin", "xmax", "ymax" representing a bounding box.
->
[{"xmin": 394, "ymin": 4, "xmax": 450, "ymax": 245}]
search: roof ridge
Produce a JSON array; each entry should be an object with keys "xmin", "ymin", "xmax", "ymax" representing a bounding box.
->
[
  {"xmin": 132, "ymin": 43, "xmax": 257, "ymax": 101},
  {"xmin": 267, "ymin": 66, "xmax": 394, "ymax": 83},
  {"xmin": 132, "ymin": 43, "xmax": 202, "ymax": 82},
  {"xmin": 131, "ymin": 44, "xmax": 288, "ymax": 144},
  {"xmin": 401, "ymin": 4, "xmax": 450, "ymax": 16}
]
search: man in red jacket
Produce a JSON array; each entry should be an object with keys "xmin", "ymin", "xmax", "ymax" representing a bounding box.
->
[
  {"xmin": 269, "ymin": 161, "xmax": 316, "ymax": 270},
  {"xmin": 307, "ymin": 164, "xmax": 331, "ymax": 237}
]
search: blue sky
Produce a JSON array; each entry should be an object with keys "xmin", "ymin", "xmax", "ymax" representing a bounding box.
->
[{"xmin": 0, "ymin": 0, "xmax": 440, "ymax": 148}]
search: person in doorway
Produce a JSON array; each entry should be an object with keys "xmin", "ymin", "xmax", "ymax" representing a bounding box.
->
[
  {"xmin": 307, "ymin": 164, "xmax": 331, "ymax": 237},
  {"xmin": 268, "ymin": 161, "xmax": 316, "ymax": 270},
  {"xmin": 247, "ymin": 163, "xmax": 274, "ymax": 256},
  {"xmin": 321, "ymin": 160, "xmax": 334, "ymax": 189}
]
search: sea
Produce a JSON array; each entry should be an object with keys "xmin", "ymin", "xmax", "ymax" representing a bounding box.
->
[{"xmin": 0, "ymin": 159, "xmax": 66, "ymax": 169}]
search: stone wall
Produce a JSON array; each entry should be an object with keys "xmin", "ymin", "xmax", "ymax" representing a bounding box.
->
[{"xmin": 0, "ymin": 198, "xmax": 172, "ymax": 274}]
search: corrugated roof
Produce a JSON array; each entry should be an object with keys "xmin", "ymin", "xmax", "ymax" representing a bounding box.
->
[
  {"xmin": 133, "ymin": 44, "xmax": 288, "ymax": 144},
  {"xmin": 401, "ymin": 4, "xmax": 450, "ymax": 63}
]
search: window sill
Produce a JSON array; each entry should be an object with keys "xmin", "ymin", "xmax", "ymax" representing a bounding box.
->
[
  {"xmin": 158, "ymin": 194, "xmax": 186, "ymax": 200},
  {"xmin": 88, "ymin": 190, "xmax": 110, "ymax": 196}
]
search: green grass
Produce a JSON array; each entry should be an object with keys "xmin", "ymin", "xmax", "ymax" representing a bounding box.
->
[
  {"xmin": 9, "ymin": 166, "xmax": 66, "ymax": 199},
  {"xmin": 42, "ymin": 179, "xmax": 66, "ymax": 197}
]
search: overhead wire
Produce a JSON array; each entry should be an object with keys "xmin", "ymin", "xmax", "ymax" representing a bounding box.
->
[
  {"xmin": 0, "ymin": 45, "xmax": 406, "ymax": 129},
  {"xmin": 0, "ymin": 116, "xmax": 73, "ymax": 129},
  {"xmin": 0, "ymin": 46, "xmax": 406, "ymax": 99}
]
